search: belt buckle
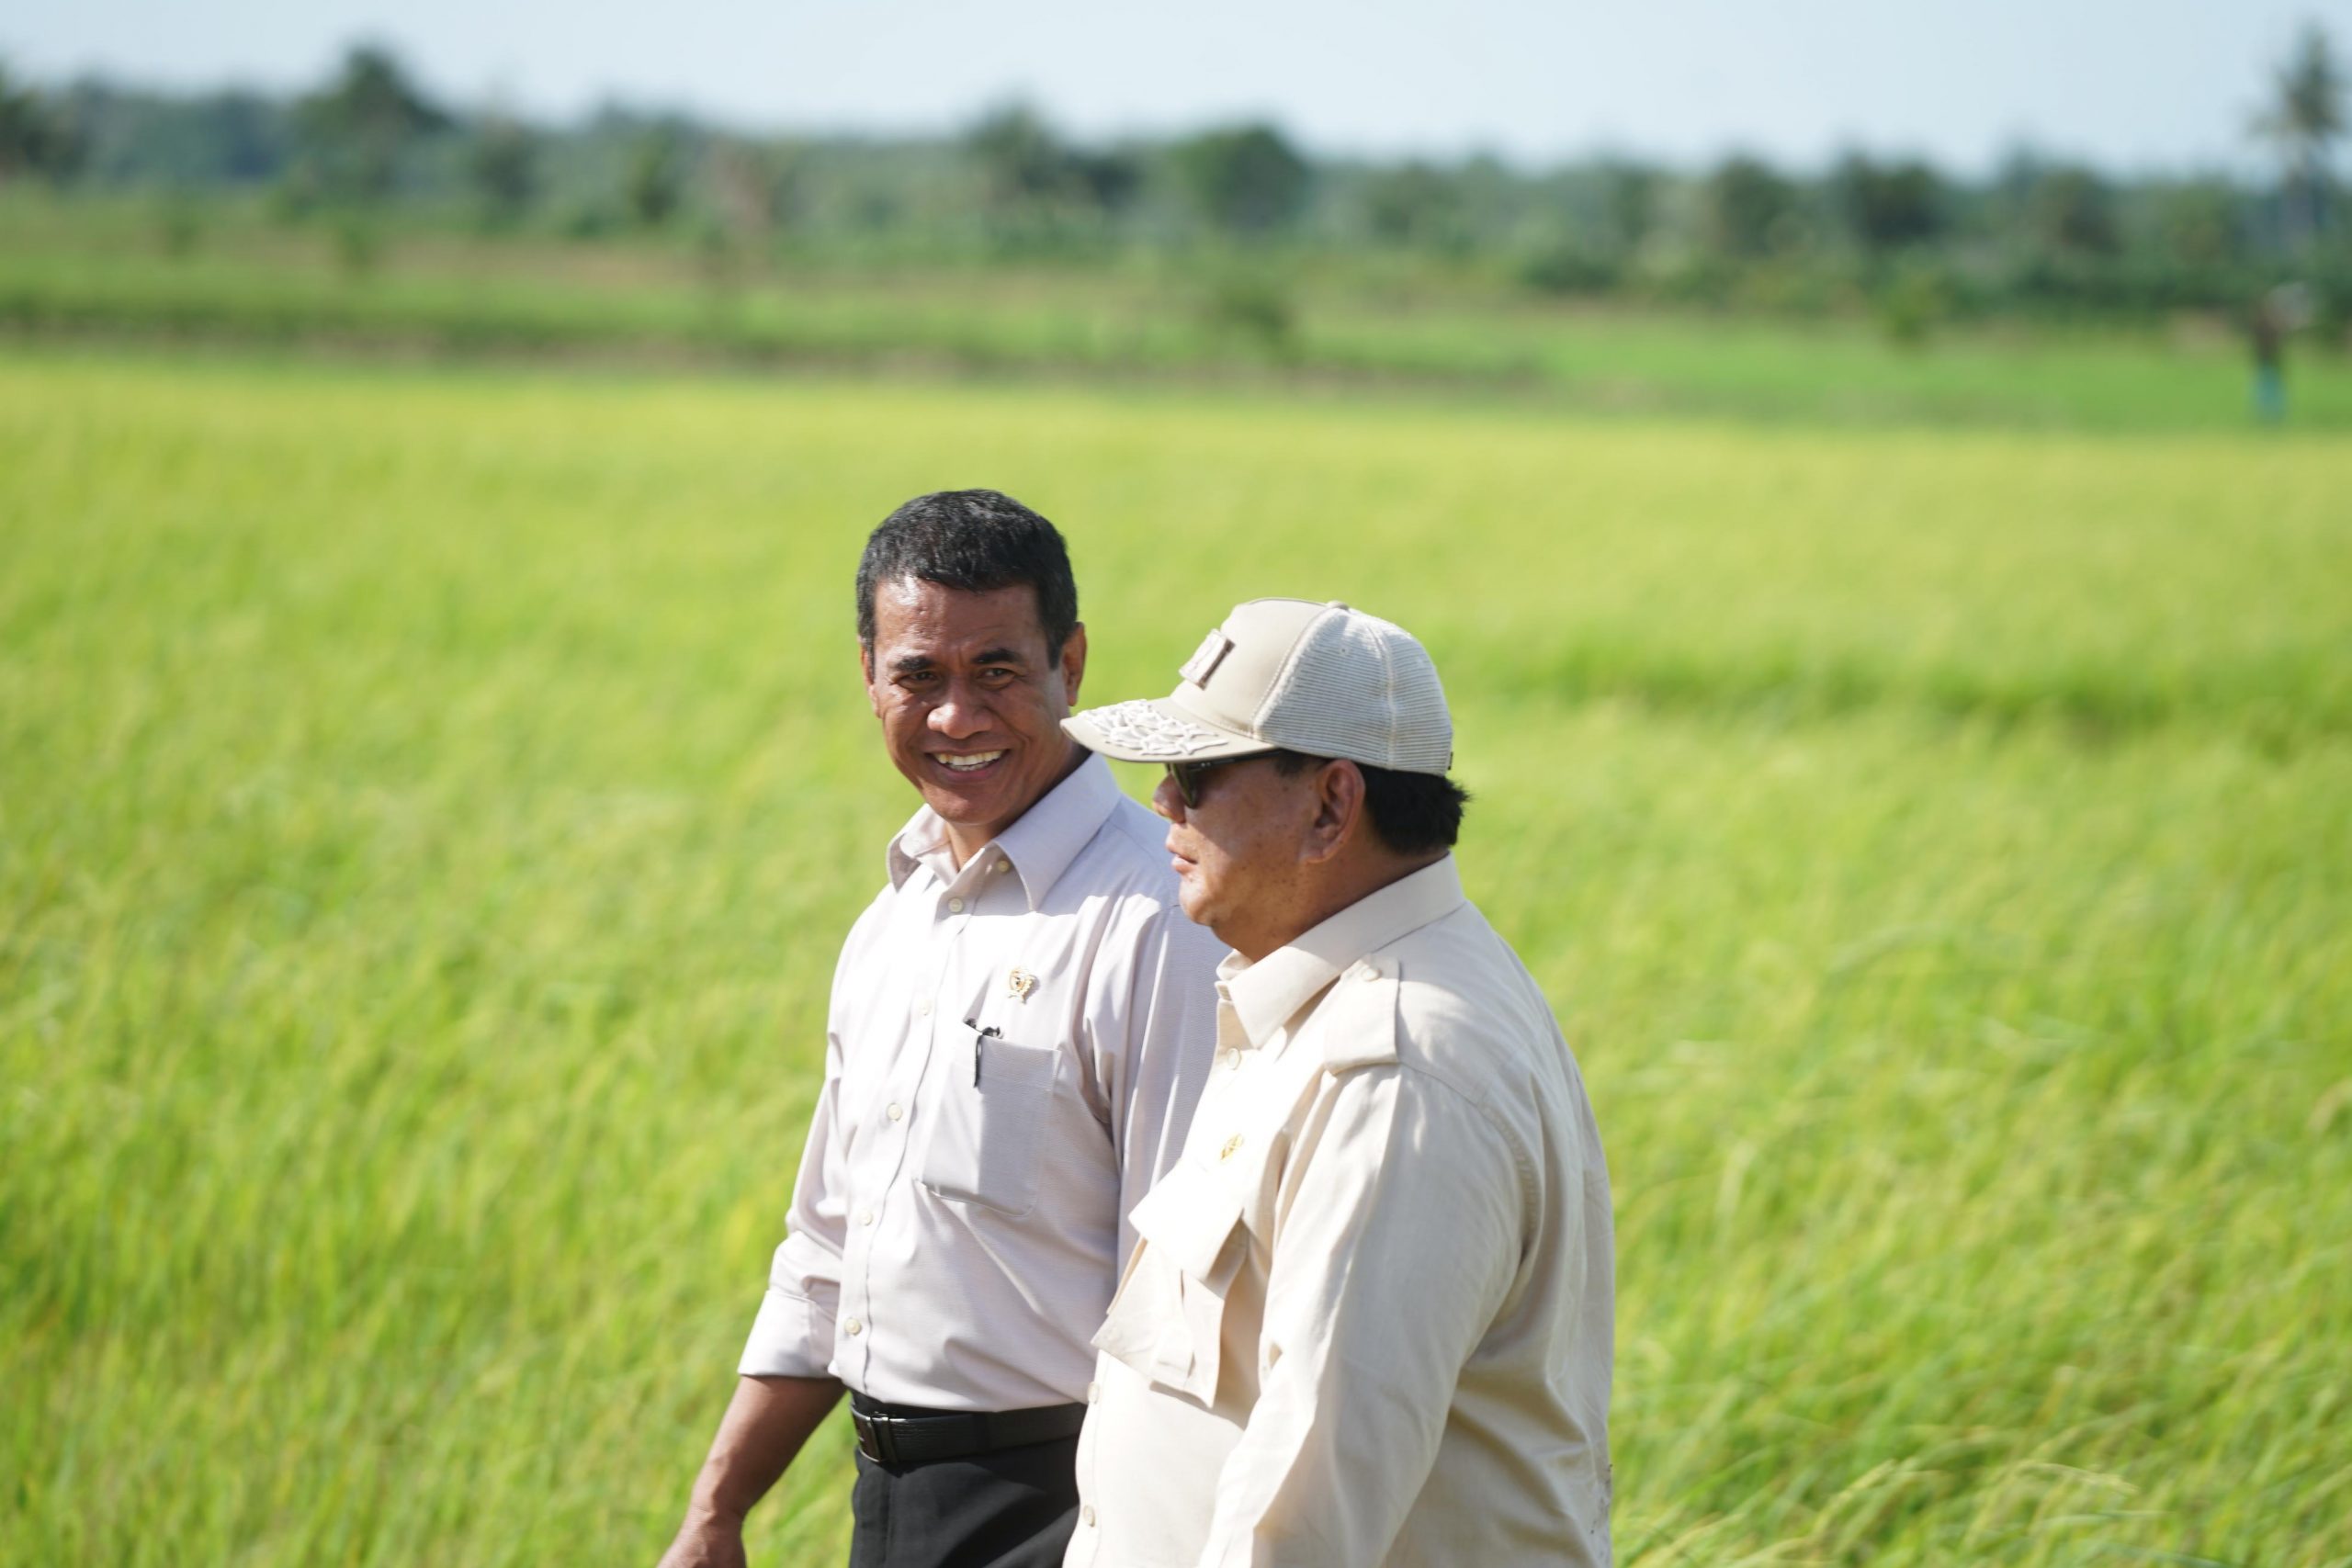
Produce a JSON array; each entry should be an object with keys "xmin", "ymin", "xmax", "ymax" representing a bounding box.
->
[{"xmin": 853, "ymin": 1408, "xmax": 898, "ymax": 1465}]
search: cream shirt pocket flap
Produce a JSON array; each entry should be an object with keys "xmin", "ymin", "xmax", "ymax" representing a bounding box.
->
[
  {"xmin": 1097, "ymin": 1164, "xmax": 1245, "ymax": 1404},
  {"xmin": 1131, "ymin": 1164, "xmax": 1247, "ymax": 1284}
]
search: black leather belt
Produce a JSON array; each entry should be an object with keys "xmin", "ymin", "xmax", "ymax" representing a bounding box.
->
[{"xmin": 848, "ymin": 1392, "xmax": 1087, "ymax": 1466}]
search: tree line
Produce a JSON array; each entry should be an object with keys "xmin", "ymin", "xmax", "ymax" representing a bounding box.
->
[{"xmin": 2, "ymin": 31, "xmax": 2345, "ymax": 331}]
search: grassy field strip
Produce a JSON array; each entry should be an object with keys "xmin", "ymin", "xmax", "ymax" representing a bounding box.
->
[
  {"xmin": 5, "ymin": 353, "xmax": 2348, "ymax": 1564},
  {"xmin": 8, "ymin": 214, "xmax": 2352, "ymax": 430}
]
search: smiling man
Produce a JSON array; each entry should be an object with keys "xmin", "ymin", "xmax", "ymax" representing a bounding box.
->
[
  {"xmin": 656, "ymin": 491, "xmax": 1222, "ymax": 1568},
  {"xmin": 1058, "ymin": 598, "xmax": 1614, "ymax": 1568}
]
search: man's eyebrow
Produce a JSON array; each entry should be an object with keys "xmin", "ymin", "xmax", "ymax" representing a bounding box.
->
[{"xmin": 887, "ymin": 647, "xmax": 1029, "ymax": 676}]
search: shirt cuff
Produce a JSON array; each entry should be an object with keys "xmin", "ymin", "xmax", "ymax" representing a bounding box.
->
[{"xmin": 736, "ymin": 1288, "xmax": 837, "ymax": 1379}]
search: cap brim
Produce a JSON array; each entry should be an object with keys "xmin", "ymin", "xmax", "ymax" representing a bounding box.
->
[{"xmin": 1062, "ymin": 696, "xmax": 1274, "ymax": 763}]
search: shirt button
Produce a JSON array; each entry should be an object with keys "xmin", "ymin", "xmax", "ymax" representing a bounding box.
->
[
  {"xmin": 914, "ymin": 998, "xmax": 932, "ymax": 1017},
  {"xmin": 1223, "ymin": 1048, "xmax": 1242, "ymax": 1069},
  {"xmin": 844, "ymin": 1316, "xmax": 863, "ymax": 1337},
  {"xmin": 1081, "ymin": 1505, "xmax": 1097, "ymax": 1527},
  {"xmin": 1085, "ymin": 1381, "xmax": 1100, "ymax": 1404},
  {"xmin": 887, "ymin": 1102, "xmax": 904, "ymax": 1122},
  {"xmin": 1219, "ymin": 1134, "xmax": 1244, "ymax": 1161},
  {"xmin": 1360, "ymin": 964, "xmax": 1381, "ymax": 983},
  {"xmin": 948, "ymin": 897, "xmax": 966, "ymax": 913},
  {"xmin": 856, "ymin": 1208, "xmax": 874, "ymax": 1226}
]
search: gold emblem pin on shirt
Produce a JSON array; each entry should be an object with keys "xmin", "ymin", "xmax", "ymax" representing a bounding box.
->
[{"xmin": 1007, "ymin": 967, "xmax": 1037, "ymax": 1001}]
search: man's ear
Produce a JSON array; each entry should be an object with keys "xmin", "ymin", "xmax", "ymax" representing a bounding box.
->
[
  {"xmin": 1302, "ymin": 760, "xmax": 1364, "ymax": 865},
  {"xmin": 860, "ymin": 637, "xmax": 882, "ymax": 718},
  {"xmin": 1058, "ymin": 622, "xmax": 1089, "ymax": 707}
]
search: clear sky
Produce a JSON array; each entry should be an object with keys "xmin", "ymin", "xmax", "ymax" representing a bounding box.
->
[{"xmin": 8, "ymin": 0, "xmax": 2350, "ymax": 175}]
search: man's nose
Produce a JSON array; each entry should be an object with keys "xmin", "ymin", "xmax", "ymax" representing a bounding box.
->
[
  {"xmin": 1150, "ymin": 773, "xmax": 1184, "ymax": 823},
  {"xmin": 928, "ymin": 679, "xmax": 989, "ymax": 739}
]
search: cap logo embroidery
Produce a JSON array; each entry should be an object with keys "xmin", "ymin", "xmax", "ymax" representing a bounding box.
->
[
  {"xmin": 1083, "ymin": 700, "xmax": 1233, "ymax": 756},
  {"xmin": 1179, "ymin": 631, "xmax": 1233, "ymax": 688}
]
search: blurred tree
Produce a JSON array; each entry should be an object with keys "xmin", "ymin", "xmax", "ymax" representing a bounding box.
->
[
  {"xmin": 1452, "ymin": 153, "xmax": 1521, "ymax": 250},
  {"xmin": 767, "ymin": 141, "xmax": 814, "ymax": 233},
  {"xmin": 60, "ymin": 84, "xmax": 295, "ymax": 186},
  {"xmin": 0, "ymin": 63, "xmax": 85, "ymax": 183},
  {"xmin": 708, "ymin": 139, "xmax": 774, "ymax": 240},
  {"xmin": 1704, "ymin": 153, "xmax": 1796, "ymax": 259},
  {"xmin": 1068, "ymin": 147, "xmax": 1142, "ymax": 217},
  {"xmin": 1598, "ymin": 158, "xmax": 1659, "ymax": 254},
  {"xmin": 1172, "ymin": 124, "xmax": 1310, "ymax": 237},
  {"xmin": 1990, "ymin": 144, "xmax": 2049, "ymax": 228},
  {"xmin": 1831, "ymin": 152, "xmax": 1947, "ymax": 254},
  {"xmin": 2154, "ymin": 180, "xmax": 2245, "ymax": 269},
  {"xmin": 967, "ymin": 102, "xmax": 1069, "ymax": 212},
  {"xmin": 467, "ymin": 113, "xmax": 538, "ymax": 228},
  {"xmin": 2029, "ymin": 165, "xmax": 2120, "ymax": 257},
  {"xmin": 964, "ymin": 103, "xmax": 1138, "ymax": 231},
  {"xmin": 1363, "ymin": 162, "xmax": 1464, "ymax": 248},
  {"xmin": 2255, "ymin": 22, "xmax": 2345, "ymax": 247},
  {"xmin": 624, "ymin": 122, "xmax": 687, "ymax": 228},
  {"xmin": 294, "ymin": 44, "xmax": 447, "ymax": 203},
  {"xmin": 1519, "ymin": 242, "xmax": 1622, "ymax": 297},
  {"xmin": 169, "ymin": 91, "xmax": 288, "ymax": 184}
]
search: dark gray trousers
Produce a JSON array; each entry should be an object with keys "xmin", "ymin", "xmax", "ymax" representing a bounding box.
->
[{"xmin": 847, "ymin": 1435, "xmax": 1081, "ymax": 1568}]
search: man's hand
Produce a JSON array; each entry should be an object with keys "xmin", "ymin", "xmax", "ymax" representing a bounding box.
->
[
  {"xmin": 655, "ymin": 1375, "xmax": 844, "ymax": 1567},
  {"xmin": 655, "ymin": 1507, "xmax": 748, "ymax": 1568}
]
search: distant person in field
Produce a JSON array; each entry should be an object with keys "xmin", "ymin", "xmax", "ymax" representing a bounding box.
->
[
  {"xmin": 2251, "ymin": 290, "xmax": 2287, "ymax": 424},
  {"xmin": 1056, "ymin": 599, "xmax": 1614, "ymax": 1567},
  {"xmin": 656, "ymin": 491, "xmax": 1222, "ymax": 1568}
]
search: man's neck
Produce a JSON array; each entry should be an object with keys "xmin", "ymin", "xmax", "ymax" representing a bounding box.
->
[{"xmin": 1231, "ymin": 849, "xmax": 1448, "ymax": 962}]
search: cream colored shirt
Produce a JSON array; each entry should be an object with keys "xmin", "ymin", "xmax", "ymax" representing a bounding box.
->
[
  {"xmin": 738, "ymin": 755, "xmax": 1225, "ymax": 1411},
  {"xmin": 1068, "ymin": 857, "xmax": 1613, "ymax": 1568}
]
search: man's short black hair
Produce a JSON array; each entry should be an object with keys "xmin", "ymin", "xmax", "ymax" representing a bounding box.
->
[
  {"xmin": 1269, "ymin": 750, "xmax": 1470, "ymax": 856},
  {"xmin": 856, "ymin": 490, "xmax": 1080, "ymax": 661}
]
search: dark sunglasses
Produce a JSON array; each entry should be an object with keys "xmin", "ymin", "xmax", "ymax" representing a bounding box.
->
[{"xmin": 1165, "ymin": 756, "xmax": 1249, "ymax": 809}]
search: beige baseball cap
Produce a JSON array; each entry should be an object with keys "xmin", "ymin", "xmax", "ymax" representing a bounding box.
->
[{"xmin": 1062, "ymin": 598, "xmax": 1453, "ymax": 774}]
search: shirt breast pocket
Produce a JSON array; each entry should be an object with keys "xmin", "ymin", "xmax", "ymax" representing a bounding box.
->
[
  {"xmin": 1101, "ymin": 1162, "xmax": 1247, "ymax": 1404},
  {"xmin": 918, "ymin": 1022, "xmax": 1063, "ymax": 1219}
]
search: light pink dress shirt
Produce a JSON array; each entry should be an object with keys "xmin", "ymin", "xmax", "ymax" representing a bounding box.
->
[{"xmin": 740, "ymin": 754, "xmax": 1225, "ymax": 1412}]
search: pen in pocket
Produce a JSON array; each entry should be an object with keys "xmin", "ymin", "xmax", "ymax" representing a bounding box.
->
[{"xmin": 966, "ymin": 1020, "xmax": 1001, "ymax": 1086}]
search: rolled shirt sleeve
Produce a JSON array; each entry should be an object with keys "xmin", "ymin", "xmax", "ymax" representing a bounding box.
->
[
  {"xmin": 737, "ymin": 975, "xmax": 854, "ymax": 1378},
  {"xmin": 1201, "ymin": 1066, "xmax": 1528, "ymax": 1568}
]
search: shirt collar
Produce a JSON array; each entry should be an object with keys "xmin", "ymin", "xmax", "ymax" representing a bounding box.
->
[
  {"xmin": 1217, "ymin": 855, "xmax": 1467, "ymax": 1047},
  {"xmin": 884, "ymin": 751, "xmax": 1125, "ymax": 910}
]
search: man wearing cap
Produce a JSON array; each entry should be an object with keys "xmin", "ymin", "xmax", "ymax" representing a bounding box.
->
[
  {"xmin": 1057, "ymin": 599, "xmax": 1614, "ymax": 1568},
  {"xmin": 655, "ymin": 491, "xmax": 1223, "ymax": 1568}
]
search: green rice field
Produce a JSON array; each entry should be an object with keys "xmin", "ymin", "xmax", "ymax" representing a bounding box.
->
[
  {"xmin": 10, "ymin": 192, "xmax": 2352, "ymax": 433},
  {"xmin": 4, "ymin": 346, "xmax": 2348, "ymax": 1564}
]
